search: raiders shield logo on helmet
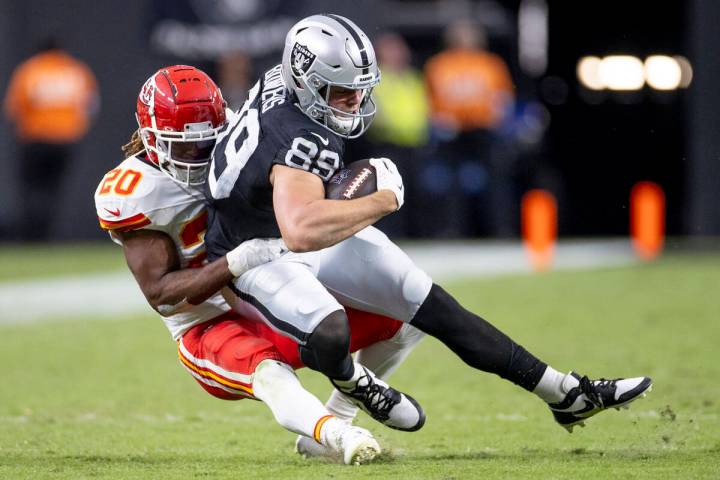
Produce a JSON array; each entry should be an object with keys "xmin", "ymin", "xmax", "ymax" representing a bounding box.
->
[{"xmin": 291, "ymin": 42, "xmax": 317, "ymax": 77}]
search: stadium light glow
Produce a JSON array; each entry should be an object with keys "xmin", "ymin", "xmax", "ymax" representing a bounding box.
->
[
  {"xmin": 674, "ymin": 55, "xmax": 693, "ymax": 88},
  {"xmin": 518, "ymin": 0, "xmax": 548, "ymax": 77},
  {"xmin": 644, "ymin": 55, "xmax": 682, "ymax": 90},
  {"xmin": 577, "ymin": 54, "xmax": 693, "ymax": 92},
  {"xmin": 576, "ymin": 56, "xmax": 604, "ymax": 90},
  {"xmin": 599, "ymin": 55, "xmax": 645, "ymax": 91}
]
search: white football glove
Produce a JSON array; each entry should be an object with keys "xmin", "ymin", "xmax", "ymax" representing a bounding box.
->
[
  {"xmin": 226, "ymin": 238, "xmax": 287, "ymax": 277},
  {"xmin": 369, "ymin": 157, "xmax": 404, "ymax": 210}
]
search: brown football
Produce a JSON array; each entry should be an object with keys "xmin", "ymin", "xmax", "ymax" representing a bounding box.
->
[{"xmin": 325, "ymin": 159, "xmax": 377, "ymax": 200}]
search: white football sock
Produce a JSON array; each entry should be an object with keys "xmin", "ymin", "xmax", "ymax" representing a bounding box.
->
[
  {"xmin": 317, "ymin": 416, "xmax": 350, "ymax": 452},
  {"xmin": 533, "ymin": 367, "xmax": 579, "ymax": 403},
  {"xmin": 252, "ymin": 359, "xmax": 340, "ymax": 446},
  {"xmin": 324, "ymin": 389, "xmax": 358, "ymax": 422}
]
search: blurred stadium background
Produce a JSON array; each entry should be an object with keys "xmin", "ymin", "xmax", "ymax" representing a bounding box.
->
[
  {"xmin": 1, "ymin": 1, "xmax": 719, "ymax": 478},
  {"xmin": 0, "ymin": 0, "xmax": 718, "ymax": 240}
]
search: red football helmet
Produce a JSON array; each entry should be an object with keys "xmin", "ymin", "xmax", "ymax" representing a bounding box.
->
[{"xmin": 136, "ymin": 65, "xmax": 227, "ymax": 186}]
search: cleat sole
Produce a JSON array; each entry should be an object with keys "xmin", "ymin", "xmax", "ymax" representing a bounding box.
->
[{"xmin": 349, "ymin": 445, "xmax": 380, "ymax": 465}]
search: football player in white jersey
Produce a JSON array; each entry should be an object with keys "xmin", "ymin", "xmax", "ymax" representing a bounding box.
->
[
  {"xmin": 205, "ymin": 14, "xmax": 653, "ymax": 436},
  {"xmin": 94, "ymin": 65, "xmax": 425, "ymax": 464}
]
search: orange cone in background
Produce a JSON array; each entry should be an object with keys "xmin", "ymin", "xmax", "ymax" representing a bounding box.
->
[
  {"xmin": 630, "ymin": 181, "xmax": 665, "ymax": 260},
  {"xmin": 521, "ymin": 189, "xmax": 557, "ymax": 272}
]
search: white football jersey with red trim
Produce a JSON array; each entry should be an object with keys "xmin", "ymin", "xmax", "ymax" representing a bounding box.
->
[{"xmin": 94, "ymin": 154, "xmax": 230, "ymax": 340}]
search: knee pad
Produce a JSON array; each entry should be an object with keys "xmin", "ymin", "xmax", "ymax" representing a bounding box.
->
[
  {"xmin": 299, "ymin": 310, "xmax": 354, "ymax": 380},
  {"xmin": 305, "ymin": 310, "xmax": 350, "ymax": 355}
]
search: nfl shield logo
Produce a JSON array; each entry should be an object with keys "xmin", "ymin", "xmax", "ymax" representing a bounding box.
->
[
  {"xmin": 329, "ymin": 169, "xmax": 351, "ymax": 185},
  {"xmin": 291, "ymin": 42, "xmax": 317, "ymax": 77}
]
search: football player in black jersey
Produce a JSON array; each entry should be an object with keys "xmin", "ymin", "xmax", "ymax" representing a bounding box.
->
[{"xmin": 206, "ymin": 14, "xmax": 652, "ymax": 435}]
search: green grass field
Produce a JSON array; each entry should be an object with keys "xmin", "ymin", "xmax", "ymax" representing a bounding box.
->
[
  {"xmin": 0, "ymin": 243, "xmax": 126, "ymax": 283},
  {"xmin": 1, "ymin": 248, "xmax": 719, "ymax": 479}
]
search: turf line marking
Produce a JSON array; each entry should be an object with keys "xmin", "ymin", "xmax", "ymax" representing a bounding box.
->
[{"xmin": 0, "ymin": 240, "xmax": 635, "ymax": 325}]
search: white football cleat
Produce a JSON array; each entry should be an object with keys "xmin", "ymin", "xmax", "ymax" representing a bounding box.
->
[
  {"xmin": 337, "ymin": 426, "xmax": 381, "ymax": 465},
  {"xmin": 548, "ymin": 371, "xmax": 653, "ymax": 432},
  {"xmin": 296, "ymin": 425, "xmax": 381, "ymax": 465},
  {"xmin": 295, "ymin": 434, "xmax": 340, "ymax": 461}
]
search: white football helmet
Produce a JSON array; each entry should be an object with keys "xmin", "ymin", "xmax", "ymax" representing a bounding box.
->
[{"xmin": 281, "ymin": 14, "xmax": 381, "ymax": 138}]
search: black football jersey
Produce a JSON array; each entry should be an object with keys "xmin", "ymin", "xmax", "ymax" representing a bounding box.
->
[{"xmin": 204, "ymin": 65, "xmax": 345, "ymax": 260}]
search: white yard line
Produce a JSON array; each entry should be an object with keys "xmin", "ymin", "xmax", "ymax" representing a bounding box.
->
[
  {"xmin": 401, "ymin": 239, "xmax": 636, "ymax": 279},
  {"xmin": 0, "ymin": 271, "xmax": 148, "ymax": 324},
  {"xmin": 0, "ymin": 240, "xmax": 637, "ymax": 325}
]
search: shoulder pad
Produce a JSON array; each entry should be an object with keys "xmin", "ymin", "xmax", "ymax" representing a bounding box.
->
[{"xmin": 94, "ymin": 156, "xmax": 197, "ymax": 232}]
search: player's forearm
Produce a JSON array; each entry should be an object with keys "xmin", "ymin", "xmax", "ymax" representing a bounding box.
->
[
  {"xmin": 281, "ymin": 191, "xmax": 395, "ymax": 252},
  {"xmin": 148, "ymin": 258, "xmax": 233, "ymax": 313}
]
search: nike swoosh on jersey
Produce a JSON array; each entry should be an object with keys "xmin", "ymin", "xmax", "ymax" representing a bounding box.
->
[
  {"xmin": 104, "ymin": 207, "xmax": 121, "ymax": 217},
  {"xmin": 310, "ymin": 132, "xmax": 330, "ymax": 146}
]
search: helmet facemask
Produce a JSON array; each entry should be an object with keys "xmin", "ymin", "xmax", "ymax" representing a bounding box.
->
[
  {"xmin": 301, "ymin": 73, "xmax": 379, "ymax": 138},
  {"xmin": 139, "ymin": 119, "xmax": 221, "ymax": 187}
]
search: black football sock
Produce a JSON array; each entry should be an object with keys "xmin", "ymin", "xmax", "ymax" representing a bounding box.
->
[{"xmin": 410, "ymin": 284, "xmax": 547, "ymax": 391}]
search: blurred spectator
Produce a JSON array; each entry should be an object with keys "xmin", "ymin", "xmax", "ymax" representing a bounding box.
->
[
  {"xmin": 3, "ymin": 37, "xmax": 99, "ymax": 241},
  {"xmin": 425, "ymin": 20, "xmax": 513, "ymax": 133},
  {"xmin": 371, "ymin": 32, "xmax": 429, "ymax": 148},
  {"xmin": 422, "ymin": 20, "xmax": 516, "ymax": 237},
  {"xmin": 366, "ymin": 32, "xmax": 430, "ymax": 237},
  {"xmin": 217, "ymin": 51, "xmax": 253, "ymax": 109}
]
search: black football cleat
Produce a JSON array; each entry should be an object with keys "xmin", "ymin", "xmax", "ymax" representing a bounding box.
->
[
  {"xmin": 332, "ymin": 366, "xmax": 425, "ymax": 432},
  {"xmin": 548, "ymin": 371, "xmax": 653, "ymax": 432}
]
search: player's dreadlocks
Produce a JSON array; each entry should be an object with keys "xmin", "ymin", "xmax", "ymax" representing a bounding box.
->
[{"xmin": 121, "ymin": 130, "xmax": 145, "ymax": 158}]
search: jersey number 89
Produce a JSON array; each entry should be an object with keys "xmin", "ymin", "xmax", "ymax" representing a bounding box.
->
[
  {"xmin": 284, "ymin": 137, "xmax": 339, "ymax": 182},
  {"xmin": 208, "ymin": 83, "xmax": 341, "ymax": 200},
  {"xmin": 208, "ymin": 84, "xmax": 261, "ymax": 200}
]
